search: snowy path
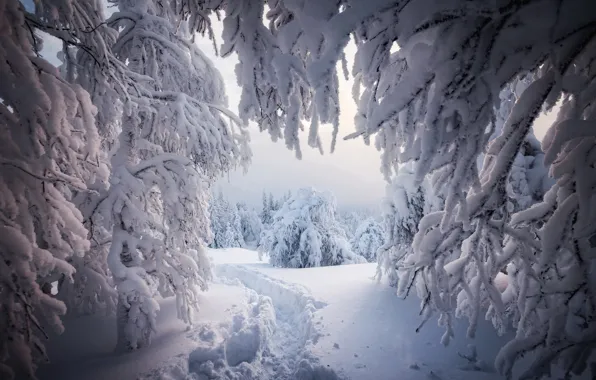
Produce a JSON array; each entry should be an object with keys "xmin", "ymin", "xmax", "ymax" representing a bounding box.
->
[
  {"xmin": 38, "ymin": 248, "xmax": 557, "ymax": 380},
  {"xmin": 182, "ymin": 264, "xmax": 341, "ymax": 379},
  {"xmin": 208, "ymin": 249, "xmax": 526, "ymax": 380}
]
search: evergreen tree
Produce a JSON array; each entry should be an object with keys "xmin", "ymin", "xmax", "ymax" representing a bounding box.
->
[
  {"xmin": 221, "ymin": 222, "xmax": 238, "ymax": 249},
  {"xmin": 208, "ymin": 192, "xmax": 225, "ymax": 249},
  {"xmin": 227, "ymin": 203, "xmax": 245, "ymax": 248},
  {"xmin": 209, "ymin": 193, "xmax": 245, "ymax": 249},
  {"xmin": 260, "ymin": 191, "xmax": 272, "ymax": 226},
  {"xmin": 237, "ymin": 202, "xmax": 263, "ymax": 246},
  {"xmin": 268, "ymin": 192, "xmax": 277, "ymax": 214}
]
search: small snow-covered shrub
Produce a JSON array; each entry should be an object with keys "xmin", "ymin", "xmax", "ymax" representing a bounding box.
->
[
  {"xmin": 259, "ymin": 188, "xmax": 365, "ymax": 268},
  {"xmin": 350, "ymin": 218, "xmax": 384, "ymax": 262}
]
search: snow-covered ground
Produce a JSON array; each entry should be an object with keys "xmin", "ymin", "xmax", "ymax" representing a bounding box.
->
[{"xmin": 38, "ymin": 248, "xmax": 554, "ymax": 380}]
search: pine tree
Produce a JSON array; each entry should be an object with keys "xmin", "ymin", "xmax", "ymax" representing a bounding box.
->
[
  {"xmin": 268, "ymin": 192, "xmax": 277, "ymax": 214},
  {"xmin": 209, "ymin": 194, "xmax": 245, "ymax": 248},
  {"xmin": 260, "ymin": 191, "xmax": 272, "ymax": 226},
  {"xmin": 227, "ymin": 203, "xmax": 245, "ymax": 248},
  {"xmin": 237, "ymin": 202, "xmax": 263, "ymax": 246},
  {"xmin": 209, "ymin": 192, "xmax": 226, "ymax": 248}
]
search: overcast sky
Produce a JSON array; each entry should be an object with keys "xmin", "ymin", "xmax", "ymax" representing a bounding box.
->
[{"xmin": 38, "ymin": 9, "xmax": 555, "ymax": 209}]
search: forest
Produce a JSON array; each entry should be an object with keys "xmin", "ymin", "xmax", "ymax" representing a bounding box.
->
[{"xmin": 1, "ymin": 1, "xmax": 595, "ymax": 379}]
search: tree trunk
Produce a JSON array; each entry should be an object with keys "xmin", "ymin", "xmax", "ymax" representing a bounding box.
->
[{"xmin": 114, "ymin": 296, "xmax": 130, "ymax": 353}]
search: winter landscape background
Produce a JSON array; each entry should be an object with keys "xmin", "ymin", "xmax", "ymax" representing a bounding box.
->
[{"xmin": 2, "ymin": 1, "xmax": 595, "ymax": 380}]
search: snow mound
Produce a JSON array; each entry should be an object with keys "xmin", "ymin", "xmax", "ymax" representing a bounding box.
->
[
  {"xmin": 188, "ymin": 289, "xmax": 276, "ymax": 379},
  {"xmin": 293, "ymin": 359, "xmax": 341, "ymax": 380},
  {"xmin": 209, "ymin": 264, "xmax": 341, "ymax": 379},
  {"xmin": 140, "ymin": 354, "xmax": 194, "ymax": 380}
]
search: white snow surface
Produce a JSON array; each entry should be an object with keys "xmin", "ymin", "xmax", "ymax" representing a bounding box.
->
[{"xmin": 38, "ymin": 248, "xmax": 546, "ymax": 380}]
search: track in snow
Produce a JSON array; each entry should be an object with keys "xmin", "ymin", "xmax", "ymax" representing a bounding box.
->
[{"xmin": 179, "ymin": 263, "xmax": 342, "ymax": 380}]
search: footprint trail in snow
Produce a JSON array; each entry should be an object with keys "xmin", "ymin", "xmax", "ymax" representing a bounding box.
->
[{"xmin": 168, "ymin": 264, "xmax": 341, "ymax": 380}]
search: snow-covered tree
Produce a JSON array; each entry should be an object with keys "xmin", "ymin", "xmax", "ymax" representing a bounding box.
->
[
  {"xmin": 221, "ymin": 222, "xmax": 239, "ymax": 249},
  {"xmin": 260, "ymin": 191, "xmax": 273, "ymax": 226},
  {"xmin": 376, "ymin": 165, "xmax": 425, "ymax": 286},
  {"xmin": 93, "ymin": 0, "xmax": 248, "ymax": 351},
  {"xmin": 15, "ymin": 0, "xmax": 125, "ymax": 326},
  {"xmin": 209, "ymin": 192, "xmax": 226, "ymax": 248},
  {"xmin": 209, "ymin": 193, "xmax": 245, "ymax": 249},
  {"xmin": 283, "ymin": 190, "xmax": 292, "ymax": 203},
  {"xmin": 259, "ymin": 191, "xmax": 288, "ymax": 227},
  {"xmin": 268, "ymin": 192, "xmax": 281, "ymax": 215},
  {"xmin": 350, "ymin": 218, "xmax": 384, "ymax": 262},
  {"xmin": 309, "ymin": 3, "xmax": 594, "ymax": 377},
  {"xmin": 0, "ymin": 1, "xmax": 104, "ymax": 377},
  {"xmin": 237, "ymin": 202, "xmax": 263, "ymax": 246},
  {"xmin": 224, "ymin": 201, "xmax": 245, "ymax": 248},
  {"xmin": 259, "ymin": 188, "xmax": 365, "ymax": 268},
  {"xmin": 337, "ymin": 207, "xmax": 381, "ymax": 239},
  {"xmin": 490, "ymin": 78, "xmax": 554, "ymax": 215},
  {"xmin": 337, "ymin": 211, "xmax": 360, "ymax": 239},
  {"xmin": 51, "ymin": 0, "xmax": 121, "ymax": 320}
]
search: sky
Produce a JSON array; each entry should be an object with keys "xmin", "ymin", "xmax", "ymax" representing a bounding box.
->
[{"xmin": 36, "ymin": 6, "xmax": 554, "ymax": 209}]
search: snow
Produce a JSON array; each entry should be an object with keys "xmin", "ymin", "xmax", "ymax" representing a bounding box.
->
[
  {"xmin": 38, "ymin": 283, "xmax": 245, "ymax": 380},
  {"xmin": 215, "ymin": 250, "xmax": 509, "ymax": 380},
  {"xmin": 36, "ymin": 247, "xmax": 565, "ymax": 380}
]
